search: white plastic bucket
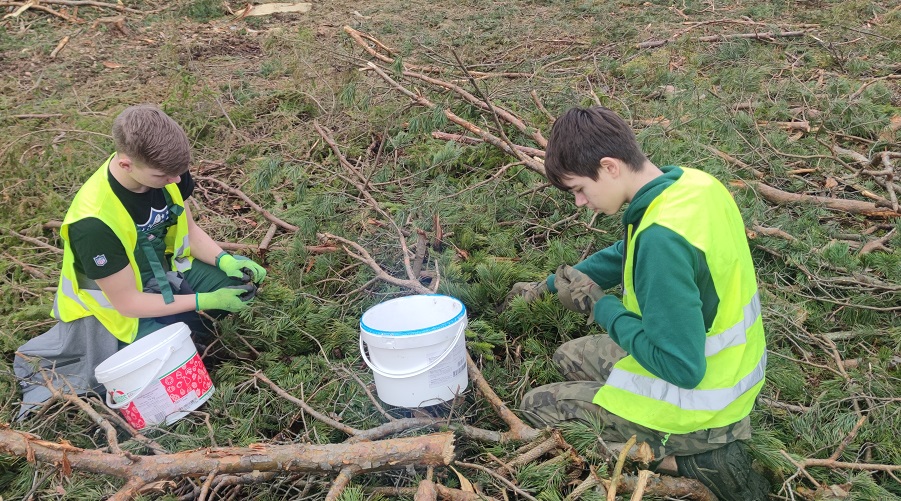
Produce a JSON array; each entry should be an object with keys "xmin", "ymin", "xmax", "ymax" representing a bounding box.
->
[
  {"xmin": 360, "ymin": 295, "xmax": 469, "ymax": 408},
  {"xmin": 94, "ymin": 322, "xmax": 214, "ymax": 430}
]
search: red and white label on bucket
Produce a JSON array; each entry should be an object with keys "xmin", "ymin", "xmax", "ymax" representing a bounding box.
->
[
  {"xmin": 426, "ymin": 341, "xmax": 467, "ymax": 389},
  {"xmin": 119, "ymin": 353, "xmax": 214, "ymax": 430}
]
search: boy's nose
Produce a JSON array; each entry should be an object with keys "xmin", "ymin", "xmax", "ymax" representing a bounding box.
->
[
  {"xmin": 574, "ymin": 193, "xmax": 587, "ymax": 206},
  {"xmin": 169, "ymin": 175, "xmax": 182, "ymax": 184}
]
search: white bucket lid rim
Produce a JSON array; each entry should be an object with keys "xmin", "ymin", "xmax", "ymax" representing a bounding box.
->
[
  {"xmin": 360, "ymin": 294, "xmax": 466, "ymax": 337},
  {"xmin": 94, "ymin": 322, "xmax": 191, "ymax": 383}
]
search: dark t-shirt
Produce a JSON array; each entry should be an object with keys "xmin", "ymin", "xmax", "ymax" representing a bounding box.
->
[{"xmin": 69, "ymin": 169, "xmax": 194, "ymax": 283}]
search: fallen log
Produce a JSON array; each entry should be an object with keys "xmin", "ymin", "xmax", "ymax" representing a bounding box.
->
[{"xmin": 0, "ymin": 425, "xmax": 454, "ymax": 497}]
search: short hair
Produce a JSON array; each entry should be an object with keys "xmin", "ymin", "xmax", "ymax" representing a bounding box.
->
[
  {"xmin": 112, "ymin": 105, "xmax": 191, "ymax": 176},
  {"xmin": 544, "ymin": 106, "xmax": 647, "ymax": 190}
]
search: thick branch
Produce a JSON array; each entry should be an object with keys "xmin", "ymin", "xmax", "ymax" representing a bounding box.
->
[
  {"xmin": 466, "ymin": 352, "xmax": 540, "ymax": 442},
  {"xmin": 0, "ymin": 425, "xmax": 454, "ymax": 484},
  {"xmin": 732, "ymin": 180, "xmax": 901, "ymax": 218}
]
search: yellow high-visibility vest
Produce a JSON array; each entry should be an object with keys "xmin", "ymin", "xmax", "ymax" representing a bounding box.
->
[
  {"xmin": 594, "ymin": 168, "xmax": 766, "ymax": 434},
  {"xmin": 51, "ymin": 154, "xmax": 193, "ymax": 343}
]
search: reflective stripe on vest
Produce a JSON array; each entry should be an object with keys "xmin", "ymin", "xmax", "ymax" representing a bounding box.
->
[
  {"xmin": 52, "ymin": 155, "xmax": 193, "ymax": 343},
  {"xmin": 705, "ymin": 292, "xmax": 760, "ymax": 357},
  {"xmin": 172, "ymin": 233, "xmax": 192, "ymax": 272},
  {"xmin": 594, "ymin": 167, "xmax": 766, "ymax": 434},
  {"xmin": 606, "ymin": 351, "xmax": 767, "ymax": 412}
]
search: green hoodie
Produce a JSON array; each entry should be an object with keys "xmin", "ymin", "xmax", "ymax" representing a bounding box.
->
[{"xmin": 547, "ymin": 166, "xmax": 718, "ymax": 389}]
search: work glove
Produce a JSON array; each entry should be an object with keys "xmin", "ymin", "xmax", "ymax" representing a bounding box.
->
[
  {"xmin": 554, "ymin": 265, "xmax": 605, "ymax": 324},
  {"xmin": 216, "ymin": 252, "xmax": 267, "ymax": 284},
  {"xmin": 501, "ymin": 280, "xmax": 549, "ymax": 311},
  {"xmin": 195, "ymin": 285, "xmax": 256, "ymax": 312}
]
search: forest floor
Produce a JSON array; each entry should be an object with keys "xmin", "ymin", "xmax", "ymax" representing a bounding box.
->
[{"xmin": 1, "ymin": 0, "xmax": 900, "ymax": 500}]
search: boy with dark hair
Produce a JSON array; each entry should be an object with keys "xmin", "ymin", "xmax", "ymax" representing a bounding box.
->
[
  {"xmin": 16, "ymin": 105, "xmax": 266, "ymax": 413},
  {"xmin": 506, "ymin": 106, "xmax": 769, "ymax": 500}
]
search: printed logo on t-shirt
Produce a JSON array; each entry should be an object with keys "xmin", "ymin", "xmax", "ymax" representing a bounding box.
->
[
  {"xmin": 138, "ymin": 207, "xmax": 171, "ymax": 232},
  {"xmin": 93, "ymin": 254, "xmax": 108, "ymax": 266}
]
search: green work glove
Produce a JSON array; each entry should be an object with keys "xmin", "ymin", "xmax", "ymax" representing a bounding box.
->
[
  {"xmin": 195, "ymin": 286, "xmax": 254, "ymax": 312},
  {"xmin": 502, "ymin": 280, "xmax": 549, "ymax": 310},
  {"xmin": 216, "ymin": 252, "xmax": 267, "ymax": 284},
  {"xmin": 554, "ymin": 265, "xmax": 605, "ymax": 323}
]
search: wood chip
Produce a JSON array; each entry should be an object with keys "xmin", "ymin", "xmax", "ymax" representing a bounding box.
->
[
  {"xmin": 236, "ymin": 2, "xmax": 312, "ymax": 18},
  {"xmin": 50, "ymin": 36, "xmax": 70, "ymax": 58}
]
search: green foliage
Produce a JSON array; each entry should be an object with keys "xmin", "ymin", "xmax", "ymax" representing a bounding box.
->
[
  {"xmin": 2, "ymin": 0, "xmax": 900, "ymax": 498},
  {"xmin": 179, "ymin": 0, "xmax": 223, "ymax": 22}
]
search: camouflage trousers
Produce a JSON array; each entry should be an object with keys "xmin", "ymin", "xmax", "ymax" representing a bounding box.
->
[{"xmin": 519, "ymin": 335, "xmax": 751, "ymax": 459}]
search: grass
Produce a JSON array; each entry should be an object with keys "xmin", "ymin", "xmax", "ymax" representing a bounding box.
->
[{"xmin": 1, "ymin": 0, "xmax": 900, "ymax": 499}]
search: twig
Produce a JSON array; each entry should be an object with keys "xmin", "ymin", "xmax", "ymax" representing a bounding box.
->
[
  {"xmin": 50, "ymin": 36, "xmax": 70, "ymax": 58},
  {"xmin": 259, "ymin": 223, "xmax": 278, "ymax": 252},
  {"xmin": 0, "ymin": 227, "xmax": 63, "ymax": 254},
  {"xmin": 32, "ymin": 0, "xmax": 153, "ymax": 14},
  {"xmin": 750, "ymin": 224, "xmax": 797, "ymax": 242},
  {"xmin": 565, "ymin": 465, "xmax": 606, "ymax": 500},
  {"xmin": 12, "ymin": 113, "xmax": 63, "ymax": 119},
  {"xmin": 197, "ymin": 467, "xmax": 219, "ymax": 501},
  {"xmin": 759, "ymin": 396, "xmax": 809, "ymax": 413},
  {"xmin": 858, "ymin": 228, "xmax": 895, "ymax": 255},
  {"xmin": 2, "ymin": 1, "xmax": 79, "ymax": 22},
  {"xmin": 701, "ymin": 144, "xmax": 764, "ymax": 179},
  {"xmin": 1, "ymin": 251, "xmax": 50, "ymax": 279},
  {"xmin": 255, "ymin": 371, "xmax": 361, "ymax": 436},
  {"xmin": 637, "ymin": 30, "xmax": 806, "ymax": 49},
  {"xmin": 324, "ymin": 465, "xmax": 361, "ymax": 501},
  {"xmin": 194, "ymin": 176, "xmax": 299, "ymax": 232},
  {"xmin": 455, "ymin": 461, "xmax": 540, "ymax": 501},
  {"xmin": 530, "ymin": 90, "xmax": 555, "ymax": 123},
  {"xmin": 501, "ymin": 431, "xmax": 565, "ymax": 472},
  {"xmin": 318, "ymin": 232, "xmax": 434, "ymax": 294},
  {"xmin": 431, "ymin": 131, "xmax": 545, "ymax": 158},
  {"xmin": 312, "ymin": 121, "xmax": 418, "ymax": 281},
  {"xmin": 362, "ymin": 62, "xmax": 546, "ymax": 176},
  {"xmin": 629, "ymin": 470, "xmax": 653, "ymax": 501},
  {"xmin": 828, "ymin": 414, "xmax": 869, "ymax": 462},
  {"xmin": 337, "ymin": 366, "xmax": 396, "ymax": 421},
  {"xmin": 452, "ymin": 49, "xmax": 543, "ymax": 170},
  {"xmin": 607, "ymin": 435, "xmax": 636, "ymax": 501}
]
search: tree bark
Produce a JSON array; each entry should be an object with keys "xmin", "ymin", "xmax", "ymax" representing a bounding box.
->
[{"xmin": 0, "ymin": 426, "xmax": 454, "ymax": 483}]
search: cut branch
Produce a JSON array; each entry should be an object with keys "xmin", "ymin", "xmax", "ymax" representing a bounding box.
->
[
  {"xmin": 0, "ymin": 425, "xmax": 454, "ymax": 494},
  {"xmin": 363, "ymin": 62, "xmax": 546, "ymax": 176},
  {"xmin": 732, "ymin": 180, "xmax": 901, "ymax": 218},
  {"xmin": 637, "ymin": 30, "xmax": 806, "ymax": 49},
  {"xmin": 466, "ymin": 352, "xmax": 541, "ymax": 442}
]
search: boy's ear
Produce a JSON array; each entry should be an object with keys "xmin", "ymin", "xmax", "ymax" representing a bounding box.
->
[
  {"xmin": 116, "ymin": 154, "xmax": 134, "ymax": 172},
  {"xmin": 599, "ymin": 157, "xmax": 622, "ymax": 177}
]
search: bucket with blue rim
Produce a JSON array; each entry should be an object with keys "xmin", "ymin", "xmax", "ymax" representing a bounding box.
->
[{"xmin": 359, "ymin": 294, "xmax": 469, "ymax": 407}]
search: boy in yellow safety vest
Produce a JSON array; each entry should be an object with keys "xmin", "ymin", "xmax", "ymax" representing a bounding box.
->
[
  {"xmin": 506, "ymin": 106, "xmax": 769, "ymax": 500},
  {"xmin": 53, "ymin": 104, "xmax": 267, "ymax": 345}
]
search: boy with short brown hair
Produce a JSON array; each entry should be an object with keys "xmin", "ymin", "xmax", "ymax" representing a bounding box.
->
[{"xmin": 508, "ymin": 106, "xmax": 769, "ymax": 500}]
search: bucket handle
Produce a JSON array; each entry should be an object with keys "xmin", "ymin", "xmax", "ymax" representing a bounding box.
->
[
  {"xmin": 105, "ymin": 346, "xmax": 176, "ymax": 409},
  {"xmin": 360, "ymin": 322, "xmax": 466, "ymax": 379}
]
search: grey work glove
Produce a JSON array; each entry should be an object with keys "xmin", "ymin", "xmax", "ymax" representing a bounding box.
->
[
  {"xmin": 501, "ymin": 280, "xmax": 549, "ymax": 311},
  {"xmin": 554, "ymin": 265, "xmax": 605, "ymax": 323},
  {"xmin": 195, "ymin": 285, "xmax": 255, "ymax": 312}
]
